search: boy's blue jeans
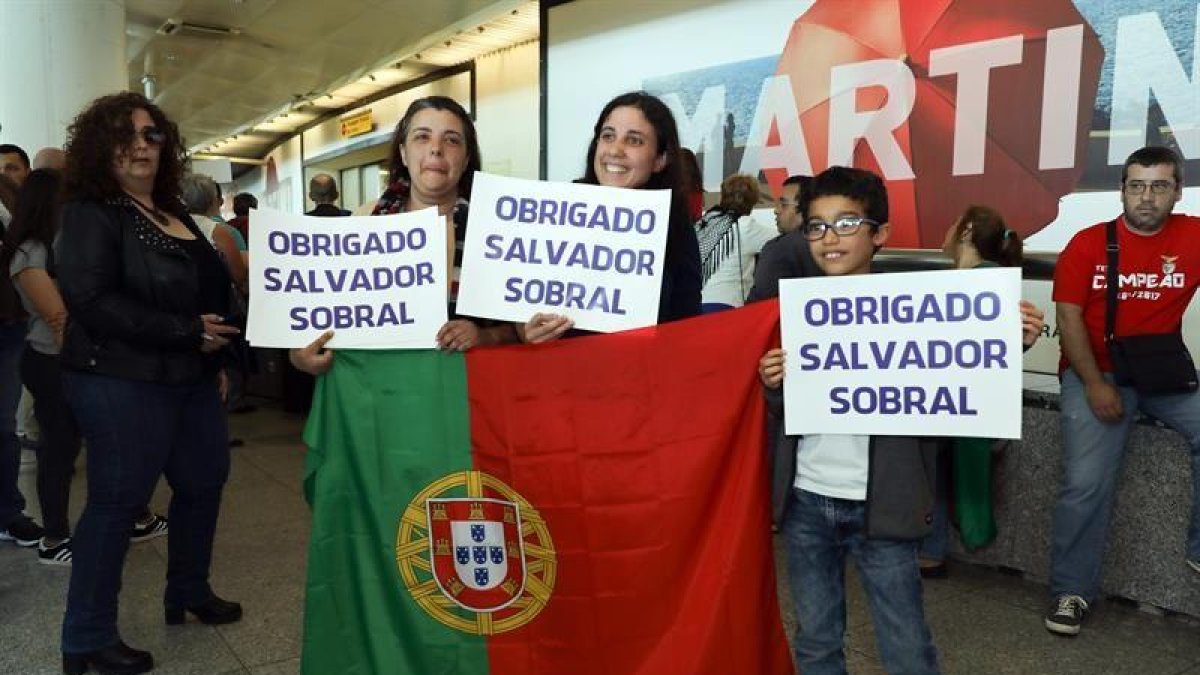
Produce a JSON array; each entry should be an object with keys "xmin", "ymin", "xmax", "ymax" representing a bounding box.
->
[{"xmin": 781, "ymin": 488, "xmax": 940, "ymax": 675}]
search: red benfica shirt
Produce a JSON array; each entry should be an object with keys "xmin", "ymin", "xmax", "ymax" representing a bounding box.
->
[{"xmin": 1053, "ymin": 213, "xmax": 1200, "ymax": 373}]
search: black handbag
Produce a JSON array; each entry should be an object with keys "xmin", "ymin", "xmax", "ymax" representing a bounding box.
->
[{"xmin": 1103, "ymin": 219, "xmax": 1198, "ymax": 395}]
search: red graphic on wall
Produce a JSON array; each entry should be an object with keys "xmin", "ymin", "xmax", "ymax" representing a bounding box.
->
[{"xmin": 774, "ymin": 0, "xmax": 1104, "ymax": 248}]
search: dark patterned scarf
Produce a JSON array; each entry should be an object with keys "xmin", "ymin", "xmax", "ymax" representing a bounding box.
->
[
  {"xmin": 371, "ymin": 180, "xmax": 469, "ymax": 307},
  {"xmin": 695, "ymin": 207, "xmax": 741, "ymax": 284}
]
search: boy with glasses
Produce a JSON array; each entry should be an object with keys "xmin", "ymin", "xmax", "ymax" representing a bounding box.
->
[
  {"xmin": 758, "ymin": 166, "xmax": 941, "ymax": 674},
  {"xmin": 1047, "ymin": 145, "xmax": 1200, "ymax": 636}
]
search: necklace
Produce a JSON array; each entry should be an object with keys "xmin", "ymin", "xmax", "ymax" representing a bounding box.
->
[{"xmin": 124, "ymin": 192, "xmax": 168, "ymax": 226}]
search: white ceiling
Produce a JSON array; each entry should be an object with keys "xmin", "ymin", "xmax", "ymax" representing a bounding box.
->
[{"xmin": 124, "ymin": 0, "xmax": 536, "ymax": 159}]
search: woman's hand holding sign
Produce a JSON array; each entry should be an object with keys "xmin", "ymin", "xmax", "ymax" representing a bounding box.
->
[
  {"xmin": 1019, "ymin": 300, "xmax": 1045, "ymax": 348},
  {"xmin": 520, "ymin": 313, "xmax": 574, "ymax": 344},
  {"xmin": 759, "ymin": 348, "xmax": 786, "ymax": 389},
  {"xmin": 437, "ymin": 320, "xmax": 481, "ymax": 352},
  {"xmin": 290, "ymin": 330, "xmax": 336, "ymax": 375}
]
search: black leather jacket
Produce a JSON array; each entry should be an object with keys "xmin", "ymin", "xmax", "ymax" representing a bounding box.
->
[{"xmin": 56, "ymin": 196, "xmax": 226, "ymax": 384}]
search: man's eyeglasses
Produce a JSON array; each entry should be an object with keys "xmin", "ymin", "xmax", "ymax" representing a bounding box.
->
[
  {"xmin": 1124, "ymin": 180, "xmax": 1175, "ymax": 196},
  {"xmin": 801, "ymin": 216, "xmax": 878, "ymax": 241},
  {"xmin": 777, "ymin": 198, "xmax": 801, "ymax": 209},
  {"xmin": 135, "ymin": 127, "xmax": 166, "ymax": 145}
]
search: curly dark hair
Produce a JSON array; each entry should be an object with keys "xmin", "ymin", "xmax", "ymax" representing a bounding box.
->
[{"xmin": 62, "ymin": 92, "xmax": 188, "ymax": 211}]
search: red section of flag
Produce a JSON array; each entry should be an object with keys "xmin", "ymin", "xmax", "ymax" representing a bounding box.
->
[{"xmin": 465, "ymin": 301, "xmax": 794, "ymax": 675}]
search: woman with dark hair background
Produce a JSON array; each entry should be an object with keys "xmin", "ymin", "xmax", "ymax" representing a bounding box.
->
[
  {"xmin": 679, "ymin": 147, "xmax": 705, "ymax": 222},
  {"xmin": 3, "ymin": 168, "xmax": 174, "ymax": 570},
  {"xmin": 919, "ymin": 205, "xmax": 1043, "ymax": 579},
  {"xmin": 522, "ymin": 91, "xmax": 702, "ymax": 342},
  {"xmin": 55, "ymin": 91, "xmax": 241, "ymax": 675},
  {"xmin": 1, "ymin": 168, "xmax": 78, "ymax": 566}
]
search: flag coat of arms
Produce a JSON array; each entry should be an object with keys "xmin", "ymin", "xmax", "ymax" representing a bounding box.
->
[{"xmin": 301, "ymin": 300, "xmax": 794, "ymax": 674}]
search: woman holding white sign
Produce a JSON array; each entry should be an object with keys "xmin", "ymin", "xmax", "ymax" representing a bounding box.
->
[
  {"xmin": 291, "ymin": 96, "xmax": 517, "ymax": 374},
  {"xmin": 521, "ymin": 91, "xmax": 703, "ymax": 342}
]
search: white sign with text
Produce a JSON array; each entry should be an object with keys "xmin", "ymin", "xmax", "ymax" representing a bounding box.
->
[
  {"xmin": 456, "ymin": 172, "xmax": 671, "ymax": 332},
  {"xmin": 780, "ymin": 268, "xmax": 1023, "ymax": 438},
  {"xmin": 247, "ymin": 207, "xmax": 447, "ymax": 349}
]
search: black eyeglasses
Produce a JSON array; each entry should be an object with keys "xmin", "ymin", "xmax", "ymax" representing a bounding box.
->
[
  {"xmin": 801, "ymin": 215, "xmax": 878, "ymax": 241},
  {"xmin": 1124, "ymin": 180, "xmax": 1175, "ymax": 195},
  {"xmin": 135, "ymin": 127, "xmax": 166, "ymax": 145}
]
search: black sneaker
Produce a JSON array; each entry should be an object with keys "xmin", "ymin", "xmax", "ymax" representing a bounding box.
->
[
  {"xmin": 130, "ymin": 514, "xmax": 168, "ymax": 543},
  {"xmin": 0, "ymin": 515, "xmax": 44, "ymax": 547},
  {"xmin": 1045, "ymin": 594, "xmax": 1089, "ymax": 636},
  {"xmin": 38, "ymin": 538, "xmax": 72, "ymax": 566}
]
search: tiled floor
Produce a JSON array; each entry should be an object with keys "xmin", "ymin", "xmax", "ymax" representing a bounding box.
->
[{"xmin": 1, "ymin": 402, "xmax": 1197, "ymax": 674}]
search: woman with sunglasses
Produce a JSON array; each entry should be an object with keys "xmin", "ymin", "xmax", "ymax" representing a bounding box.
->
[{"xmin": 56, "ymin": 92, "xmax": 242, "ymax": 675}]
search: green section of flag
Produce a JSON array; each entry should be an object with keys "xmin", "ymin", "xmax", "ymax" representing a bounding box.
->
[{"xmin": 301, "ymin": 350, "xmax": 489, "ymax": 675}]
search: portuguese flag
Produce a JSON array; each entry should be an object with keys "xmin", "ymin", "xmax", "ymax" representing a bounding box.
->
[{"xmin": 300, "ymin": 300, "xmax": 794, "ymax": 674}]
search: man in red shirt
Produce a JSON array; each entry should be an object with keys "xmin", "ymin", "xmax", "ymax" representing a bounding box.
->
[{"xmin": 1047, "ymin": 146, "xmax": 1200, "ymax": 636}]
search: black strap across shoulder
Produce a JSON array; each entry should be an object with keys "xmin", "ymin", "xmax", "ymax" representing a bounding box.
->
[{"xmin": 1103, "ymin": 219, "xmax": 1119, "ymax": 344}]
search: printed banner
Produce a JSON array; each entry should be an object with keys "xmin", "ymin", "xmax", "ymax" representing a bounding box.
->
[
  {"xmin": 456, "ymin": 172, "xmax": 670, "ymax": 333},
  {"xmin": 247, "ymin": 207, "xmax": 448, "ymax": 349},
  {"xmin": 548, "ymin": 0, "xmax": 1200, "ymax": 251},
  {"xmin": 780, "ymin": 268, "xmax": 1023, "ymax": 438}
]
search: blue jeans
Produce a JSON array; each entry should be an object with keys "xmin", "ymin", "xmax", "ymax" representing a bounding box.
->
[
  {"xmin": 1050, "ymin": 368, "xmax": 1200, "ymax": 601},
  {"xmin": 0, "ymin": 321, "xmax": 28, "ymax": 527},
  {"xmin": 61, "ymin": 372, "xmax": 230, "ymax": 653},
  {"xmin": 781, "ymin": 488, "xmax": 940, "ymax": 675}
]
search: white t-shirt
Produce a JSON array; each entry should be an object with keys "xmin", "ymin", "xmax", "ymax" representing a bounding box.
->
[
  {"xmin": 699, "ymin": 214, "xmax": 777, "ymax": 307},
  {"xmin": 794, "ymin": 434, "xmax": 870, "ymax": 500}
]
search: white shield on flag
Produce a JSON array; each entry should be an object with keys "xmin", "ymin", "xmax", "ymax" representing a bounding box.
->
[
  {"xmin": 450, "ymin": 520, "xmax": 508, "ymax": 590},
  {"xmin": 427, "ymin": 497, "xmax": 527, "ymax": 612}
]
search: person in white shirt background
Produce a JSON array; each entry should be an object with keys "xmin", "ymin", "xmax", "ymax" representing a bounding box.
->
[{"xmin": 695, "ymin": 173, "xmax": 777, "ymax": 312}]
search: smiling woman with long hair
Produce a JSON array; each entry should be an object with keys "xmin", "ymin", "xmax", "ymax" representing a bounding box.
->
[
  {"xmin": 520, "ymin": 91, "xmax": 703, "ymax": 342},
  {"xmin": 55, "ymin": 92, "xmax": 241, "ymax": 675}
]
